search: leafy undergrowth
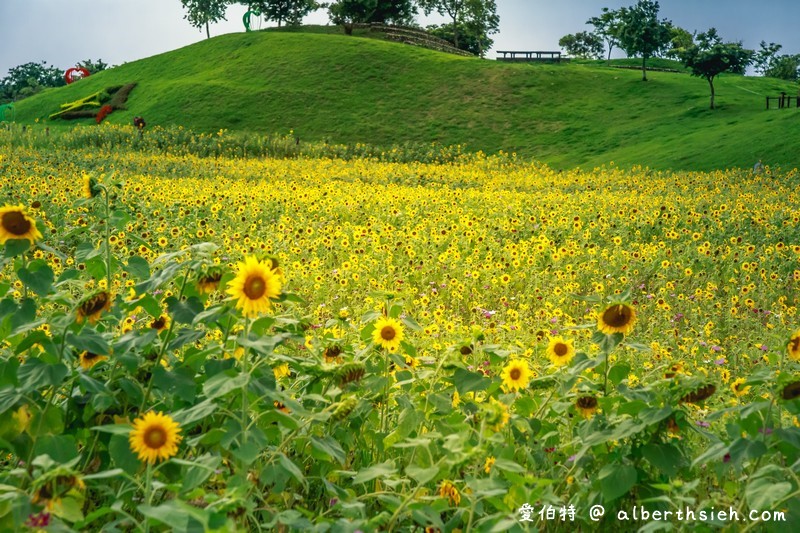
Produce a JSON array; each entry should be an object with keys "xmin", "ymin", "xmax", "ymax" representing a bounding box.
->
[{"xmin": 0, "ymin": 132, "xmax": 799, "ymax": 531}]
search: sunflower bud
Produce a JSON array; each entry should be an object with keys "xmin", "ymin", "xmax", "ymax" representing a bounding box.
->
[{"xmin": 331, "ymin": 396, "xmax": 358, "ymax": 421}]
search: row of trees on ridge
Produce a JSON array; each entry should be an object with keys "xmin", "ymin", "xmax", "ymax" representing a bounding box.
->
[
  {"xmin": 558, "ymin": 1, "xmax": 798, "ymax": 109},
  {"xmin": 179, "ymin": 0, "xmax": 499, "ymax": 57}
]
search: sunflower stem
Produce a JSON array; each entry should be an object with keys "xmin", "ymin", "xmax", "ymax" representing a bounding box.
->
[
  {"xmin": 143, "ymin": 461, "xmax": 154, "ymax": 533},
  {"xmin": 102, "ymin": 185, "xmax": 112, "ymax": 294},
  {"xmin": 241, "ymin": 317, "xmax": 251, "ymax": 448},
  {"xmin": 140, "ymin": 267, "xmax": 190, "ymax": 411}
]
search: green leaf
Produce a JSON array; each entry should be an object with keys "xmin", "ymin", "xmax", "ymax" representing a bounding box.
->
[
  {"xmin": 592, "ymin": 331, "xmax": 624, "ymax": 353},
  {"xmin": 278, "ymin": 453, "xmax": 307, "ymax": 488},
  {"xmin": 67, "ymin": 329, "xmax": 110, "ymax": 355},
  {"xmin": 109, "ymin": 434, "xmax": 140, "ymax": 475},
  {"xmin": 203, "ymin": 372, "xmax": 248, "ymax": 400},
  {"xmin": 310, "ymin": 436, "xmax": 346, "ymax": 465},
  {"xmin": 598, "ymin": 463, "xmax": 637, "ymax": 501},
  {"xmin": 91, "ymin": 424, "xmax": 131, "ymax": 435},
  {"xmin": 353, "ymin": 460, "xmax": 397, "ymax": 484},
  {"xmin": 178, "ymin": 454, "xmax": 221, "ymax": 493},
  {"xmin": 32, "ymin": 435, "xmax": 79, "ymax": 463},
  {"xmin": 641, "ymin": 443, "xmax": 685, "ymax": 477},
  {"xmin": 124, "ymin": 256, "xmax": 150, "ymax": 280},
  {"xmin": 3, "ymin": 239, "xmax": 30, "ymax": 258},
  {"xmin": 166, "ymin": 296, "xmax": 204, "ymax": 325},
  {"xmin": 492, "ymin": 458, "xmax": 526, "ymax": 473},
  {"xmin": 172, "ymin": 399, "xmax": 217, "ymax": 428},
  {"xmin": 29, "ymin": 405, "xmax": 65, "ymax": 436},
  {"xmin": 746, "ymin": 477, "xmax": 792, "ymax": 509},
  {"xmin": 17, "ymin": 261, "xmax": 54, "ymax": 295},
  {"xmin": 406, "ymin": 464, "xmax": 438, "ymax": 485},
  {"xmin": 451, "ymin": 367, "xmax": 489, "ymax": 394},
  {"xmin": 608, "ymin": 363, "xmax": 631, "ymax": 386},
  {"xmin": 17, "ymin": 358, "xmax": 68, "ymax": 390},
  {"xmin": 82, "ymin": 469, "xmax": 125, "ymax": 480}
]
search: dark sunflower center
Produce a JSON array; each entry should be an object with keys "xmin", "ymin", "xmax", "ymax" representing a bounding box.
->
[
  {"xmin": 81, "ymin": 293, "xmax": 109, "ymax": 315},
  {"xmin": 577, "ymin": 396, "xmax": 598, "ymax": 409},
  {"xmin": 554, "ymin": 343, "xmax": 568, "ymax": 356},
  {"xmin": 603, "ymin": 306, "xmax": 631, "ymax": 327},
  {"xmin": 144, "ymin": 427, "xmax": 167, "ymax": 448},
  {"xmin": 790, "ymin": 337, "xmax": 800, "ymax": 353},
  {"xmin": 244, "ymin": 276, "xmax": 267, "ymax": 299},
  {"xmin": 2, "ymin": 211, "xmax": 31, "ymax": 236},
  {"xmin": 83, "ymin": 352, "xmax": 99, "ymax": 361},
  {"xmin": 381, "ymin": 326, "xmax": 396, "ymax": 341},
  {"xmin": 782, "ymin": 382, "xmax": 800, "ymax": 400},
  {"xmin": 151, "ymin": 317, "xmax": 166, "ymax": 330},
  {"xmin": 509, "ymin": 367, "xmax": 521, "ymax": 380}
]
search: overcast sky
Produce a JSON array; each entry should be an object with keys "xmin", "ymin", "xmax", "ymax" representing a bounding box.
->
[{"xmin": 1, "ymin": 1, "xmax": 799, "ymax": 76}]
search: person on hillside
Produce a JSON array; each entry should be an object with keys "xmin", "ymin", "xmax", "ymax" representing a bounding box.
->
[{"xmin": 753, "ymin": 160, "xmax": 764, "ymax": 174}]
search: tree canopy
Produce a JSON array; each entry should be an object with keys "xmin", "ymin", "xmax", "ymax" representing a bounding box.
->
[
  {"xmin": 419, "ymin": 0, "xmax": 497, "ymax": 52},
  {"xmin": 679, "ymin": 28, "xmax": 753, "ymax": 109},
  {"xmin": 181, "ymin": 0, "xmax": 231, "ymax": 38},
  {"xmin": 0, "ymin": 61, "xmax": 65, "ymax": 104},
  {"xmin": 559, "ymin": 32, "xmax": 604, "ymax": 60},
  {"xmin": 586, "ymin": 7, "xmax": 625, "ymax": 64},
  {"xmin": 328, "ymin": 0, "xmax": 417, "ymax": 25},
  {"xmin": 617, "ymin": 0, "xmax": 672, "ymax": 81},
  {"xmin": 246, "ymin": 0, "xmax": 320, "ymax": 27}
]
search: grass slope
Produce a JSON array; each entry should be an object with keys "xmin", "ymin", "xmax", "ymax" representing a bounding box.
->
[{"xmin": 12, "ymin": 28, "xmax": 800, "ymax": 170}]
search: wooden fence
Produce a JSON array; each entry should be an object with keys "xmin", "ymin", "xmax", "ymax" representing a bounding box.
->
[{"xmin": 766, "ymin": 93, "xmax": 799, "ymax": 109}]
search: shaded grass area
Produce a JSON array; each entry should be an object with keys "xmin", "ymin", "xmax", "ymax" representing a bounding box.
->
[{"xmin": 10, "ymin": 29, "xmax": 800, "ymax": 171}]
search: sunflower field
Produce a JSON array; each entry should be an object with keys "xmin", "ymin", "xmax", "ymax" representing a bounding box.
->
[{"xmin": 1, "ymin": 124, "xmax": 799, "ymax": 532}]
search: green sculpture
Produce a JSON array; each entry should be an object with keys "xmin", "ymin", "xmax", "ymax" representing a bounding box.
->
[
  {"xmin": 0, "ymin": 103, "xmax": 13, "ymax": 123},
  {"xmin": 243, "ymin": 10, "xmax": 261, "ymax": 32}
]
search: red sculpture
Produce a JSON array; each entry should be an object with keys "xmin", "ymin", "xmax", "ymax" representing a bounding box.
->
[{"xmin": 64, "ymin": 67, "xmax": 91, "ymax": 84}]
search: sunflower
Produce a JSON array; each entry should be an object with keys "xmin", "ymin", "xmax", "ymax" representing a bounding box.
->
[
  {"xmin": 500, "ymin": 359, "xmax": 531, "ymax": 391},
  {"xmin": 79, "ymin": 351, "xmax": 108, "ymax": 370},
  {"xmin": 76, "ymin": 291, "xmax": 112, "ymax": 324},
  {"xmin": 575, "ymin": 395, "xmax": 598, "ymax": 418},
  {"xmin": 82, "ymin": 173, "xmax": 99, "ymax": 199},
  {"xmin": 438, "ymin": 480, "xmax": 461, "ymax": 506},
  {"xmin": 0, "ymin": 204, "xmax": 43, "ymax": 245},
  {"xmin": 483, "ymin": 456, "xmax": 496, "ymax": 474},
  {"xmin": 372, "ymin": 316, "xmax": 404, "ymax": 352},
  {"xmin": 546, "ymin": 336, "xmax": 576, "ymax": 366},
  {"xmin": 730, "ymin": 378, "xmax": 750, "ymax": 397},
  {"xmin": 150, "ymin": 315, "xmax": 170, "ymax": 332},
  {"xmin": 597, "ymin": 302, "xmax": 637, "ymax": 335},
  {"xmin": 788, "ymin": 331, "xmax": 800, "ymax": 361},
  {"xmin": 273, "ymin": 363, "xmax": 290, "ymax": 380},
  {"xmin": 226, "ymin": 256, "xmax": 281, "ymax": 317},
  {"xmin": 128, "ymin": 411, "xmax": 182, "ymax": 464}
]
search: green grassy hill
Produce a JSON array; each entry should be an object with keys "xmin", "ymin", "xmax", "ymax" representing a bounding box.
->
[{"xmin": 10, "ymin": 28, "xmax": 800, "ymax": 170}]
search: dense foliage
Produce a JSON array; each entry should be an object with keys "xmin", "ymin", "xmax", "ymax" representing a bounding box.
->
[{"xmin": 0, "ymin": 125, "xmax": 799, "ymax": 531}]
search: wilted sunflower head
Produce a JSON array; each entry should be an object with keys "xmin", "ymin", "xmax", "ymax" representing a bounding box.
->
[
  {"xmin": 79, "ymin": 351, "xmax": 108, "ymax": 370},
  {"xmin": 680, "ymin": 383, "xmax": 717, "ymax": 404},
  {"xmin": 576, "ymin": 395, "xmax": 598, "ymax": 418},
  {"xmin": 781, "ymin": 380, "xmax": 800, "ymax": 401},
  {"xmin": 0, "ymin": 204, "xmax": 43, "ymax": 245},
  {"xmin": 76, "ymin": 291, "xmax": 112, "ymax": 324},
  {"xmin": 597, "ymin": 302, "xmax": 637, "ymax": 335},
  {"xmin": 197, "ymin": 266, "xmax": 224, "ymax": 294},
  {"xmin": 82, "ymin": 173, "xmax": 101, "ymax": 199}
]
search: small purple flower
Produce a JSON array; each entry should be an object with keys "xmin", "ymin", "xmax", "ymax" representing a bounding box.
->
[
  {"xmin": 550, "ymin": 317, "xmax": 558, "ymax": 324},
  {"xmin": 714, "ymin": 358, "xmax": 725, "ymax": 365},
  {"xmin": 759, "ymin": 345, "xmax": 769, "ymax": 351},
  {"xmin": 699, "ymin": 341, "xmax": 707, "ymax": 347},
  {"xmin": 759, "ymin": 427, "xmax": 773, "ymax": 435},
  {"xmin": 329, "ymin": 498, "xmax": 338, "ymax": 506},
  {"xmin": 711, "ymin": 345, "xmax": 722, "ymax": 352},
  {"xmin": 567, "ymin": 454, "xmax": 576, "ymax": 463},
  {"xmin": 695, "ymin": 420, "xmax": 710, "ymax": 428},
  {"xmin": 550, "ymin": 329, "xmax": 559, "ymax": 335}
]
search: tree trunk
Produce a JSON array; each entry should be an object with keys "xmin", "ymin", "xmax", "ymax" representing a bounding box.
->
[
  {"xmin": 606, "ymin": 43, "xmax": 613, "ymax": 65},
  {"xmin": 205, "ymin": 20, "xmax": 210, "ymax": 39},
  {"xmin": 452, "ymin": 14, "xmax": 459, "ymax": 49},
  {"xmin": 641, "ymin": 55, "xmax": 647, "ymax": 81},
  {"xmin": 708, "ymin": 78, "xmax": 716, "ymax": 109}
]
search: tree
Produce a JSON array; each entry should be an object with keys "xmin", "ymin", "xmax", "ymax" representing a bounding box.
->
[
  {"xmin": 327, "ymin": 0, "xmax": 417, "ymax": 25},
  {"xmin": 679, "ymin": 28, "xmax": 753, "ymax": 109},
  {"xmin": 587, "ymin": 7, "xmax": 625, "ymax": 64},
  {"xmin": 752, "ymin": 40, "xmax": 799, "ymax": 81},
  {"xmin": 419, "ymin": 0, "xmax": 497, "ymax": 51},
  {"xmin": 0, "ymin": 61, "xmax": 65, "ymax": 104},
  {"xmin": 559, "ymin": 32, "xmax": 604, "ymax": 59},
  {"xmin": 245, "ymin": 1, "xmax": 319, "ymax": 27},
  {"xmin": 181, "ymin": 0, "xmax": 231, "ymax": 39},
  {"xmin": 428, "ymin": 21, "xmax": 492, "ymax": 56},
  {"xmin": 77, "ymin": 59, "xmax": 111, "ymax": 74},
  {"xmin": 753, "ymin": 41, "xmax": 782, "ymax": 75},
  {"xmin": 664, "ymin": 25, "xmax": 693, "ymax": 59},
  {"xmin": 617, "ymin": 0, "xmax": 672, "ymax": 81},
  {"xmin": 764, "ymin": 54, "xmax": 800, "ymax": 82}
]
